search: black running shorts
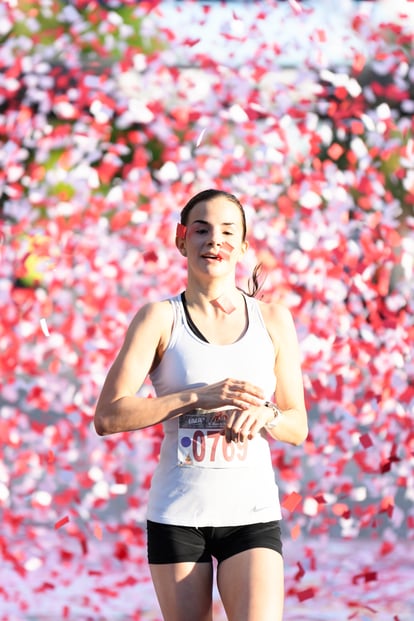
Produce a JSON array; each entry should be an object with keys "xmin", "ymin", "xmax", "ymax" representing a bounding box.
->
[{"xmin": 147, "ymin": 520, "xmax": 283, "ymax": 565}]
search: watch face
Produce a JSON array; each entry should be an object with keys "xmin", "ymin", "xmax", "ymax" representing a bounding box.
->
[
  {"xmin": 265, "ymin": 402, "xmax": 282, "ymax": 429},
  {"xmin": 265, "ymin": 402, "xmax": 278, "ymax": 415}
]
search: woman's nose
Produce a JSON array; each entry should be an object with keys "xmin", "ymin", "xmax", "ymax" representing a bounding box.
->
[
  {"xmin": 207, "ymin": 230, "xmax": 222, "ymax": 246},
  {"xmin": 207, "ymin": 239, "xmax": 222, "ymax": 250}
]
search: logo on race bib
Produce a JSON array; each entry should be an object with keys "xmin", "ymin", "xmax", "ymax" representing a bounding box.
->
[{"xmin": 178, "ymin": 408, "xmax": 249, "ymax": 468}]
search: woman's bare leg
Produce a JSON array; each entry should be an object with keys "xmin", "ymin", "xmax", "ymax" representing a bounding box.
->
[
  {"xmin": 217, "ymin": 548, "xmax": 284, "ymax": 621},
  {"xmin": 150, "ymin": 561, "xmax": 214, "ymax": 621}
]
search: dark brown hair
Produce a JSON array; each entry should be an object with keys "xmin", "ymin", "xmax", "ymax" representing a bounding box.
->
[{"xmin": 180, "ymin": 189, "xmax": 263, "ymax": 297}]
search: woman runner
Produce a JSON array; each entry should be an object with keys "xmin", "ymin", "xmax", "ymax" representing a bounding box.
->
[{"xmin": 94, "ymin": 188, "xmax": 308, "ymax": 621}]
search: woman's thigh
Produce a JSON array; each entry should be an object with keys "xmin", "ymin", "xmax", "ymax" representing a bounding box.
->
[
  {"xmin": 217, "ymin": 548, "xmax": 284, "ymax": 621},
  {"xmin": 150, "ymin": 561, "xmax": 214, "ymax": 621}
]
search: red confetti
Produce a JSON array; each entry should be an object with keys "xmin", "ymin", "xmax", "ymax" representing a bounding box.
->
[
  {"xmin": 217, "ymin": 242, "xmax": 234, "ymax": 261},
  {"xmin": 380, "ymin": 496, "xmax": 394, "ymax": 518},
  {"xmin": 282, "ymin": 491, "xmax": 302, "ymax": 513},
  {"xmin": 297, "ymin": 587, "xmax": 315, "ymax": 601},
  {"xmin": 54, "ymin": 516, "xmax": 69, "ymax": 530},
  {"xmin": 0, "ymin": 1, "xmax": 413, "ymax": 616},
  {"xmin": 294, "ymin": 561, "xmax": 305, "ymax": 581},
  {"xmin": 327, "ymin": 143, "xmax": 344, "ymax": 160},
  {"xmin": 352, "ymin": 570, "xmax": 378, "ymax": 585},
  {"xmin": 360, "ymin": 433, "xmax": 373, "ymax": 448},
  {"xmin": 183, "ymin": 38, "xmax": 201, "ymax": 47},
  {"xmin": 176, "ymin": 223, "xmax": 187, "ymax": 239}
]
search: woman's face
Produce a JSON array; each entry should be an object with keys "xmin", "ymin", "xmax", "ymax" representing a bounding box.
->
[{"xmin": 177, "ymin": 197, "xmax": 248, "ymax": 278}]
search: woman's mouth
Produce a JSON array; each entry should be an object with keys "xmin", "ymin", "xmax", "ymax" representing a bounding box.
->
[{"xmin": 202, "ymin": 254, "xmax": 222, "ymax": 261}]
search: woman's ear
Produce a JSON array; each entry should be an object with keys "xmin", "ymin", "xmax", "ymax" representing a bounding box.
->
[
  {"xmin": 241, "ymin": 240, "xmax": 249, "ymax": 256},
  {"xmin": 175, "ymin": 223, "xmax": 187, "ymax": 256},
  {"xmin": 175, "ymin": 236, "xmax": 187, "ymax": 256}
]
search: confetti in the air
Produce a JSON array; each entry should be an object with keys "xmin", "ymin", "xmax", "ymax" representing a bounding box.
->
[
  {"xmin": 282, "ymin": 492, "xmax": 303, "ymax": 513},
  {"xmin": 288, "ymin": 0, "xmax": 303, "ymax": 15},
  {"xmin": 1, "ymin": 0, "xmax": 413, "ymax": 617},
  {"xmin": 297, "ymin": 587, "xmax": 315, "ymax": 602},
  {"xmin": 54, "ymin": 516, "xmax": 70, "ymax": 530},
  {"xmin": 40, "ymin": 317, "xmax": 50, "ymax": 337},
  {"xmin": 196, "ymin": 127, "xmax": 207, "ymax": 148},
  {"xmin": 0, "ymin": 231, "xmax": 5, "ymax": 261}
]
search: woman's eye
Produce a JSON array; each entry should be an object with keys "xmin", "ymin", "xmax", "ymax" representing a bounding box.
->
[{"xmin": 196, "ymin": 229, "xmax": 207, "ymax": 234}]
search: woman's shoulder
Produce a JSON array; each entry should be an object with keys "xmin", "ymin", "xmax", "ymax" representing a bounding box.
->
[
  {"xmin": 256, "ymin": 299, "xmax": 296, "ymax": 344},
  {"xmin": 257, "ymin": 298, "xmax": 294, "ymax": 324},
  {"xmin": 129, "ymin": 297, "xmax": 176, "ymax": 334},
  {"xmin": 125, "ymin": 298, "xmax": 176, "ymax": 363}
]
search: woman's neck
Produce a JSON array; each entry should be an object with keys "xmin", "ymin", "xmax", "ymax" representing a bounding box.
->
[
  {"xmin": 181, "ymin": 288, "xmax": 248, "ymax": 344},
  {"xmin": 184, "ymin": 279, "xmax": 243, "ymax": 312},
  {"xmin": 185, "ymin": 288, "xmax": 245, "ymax": 318}
]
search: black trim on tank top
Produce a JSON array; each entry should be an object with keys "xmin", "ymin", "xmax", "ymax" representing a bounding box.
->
[{"xmin": 180, "ymin": 292, "xmax": 210, "ymax": 343}]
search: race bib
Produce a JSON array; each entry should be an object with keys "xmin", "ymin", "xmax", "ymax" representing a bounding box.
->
[{"xmin": 178, "ymin": 407, "xmax": 249, "ymax": 468}]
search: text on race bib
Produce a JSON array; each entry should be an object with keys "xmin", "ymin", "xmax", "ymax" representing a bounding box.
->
[{"xmin": 178, "ymin": 408, "xmax": 249, "ymax": 468}]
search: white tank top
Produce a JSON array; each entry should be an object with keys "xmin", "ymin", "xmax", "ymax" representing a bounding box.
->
[{"xmin": 147, "ymin": 293, "xmax": 282, "ymax": 527}]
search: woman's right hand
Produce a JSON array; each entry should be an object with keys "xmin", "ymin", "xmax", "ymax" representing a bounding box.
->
[{"xmin": 195, "ymin": 378, "xmax": 265, "ymax": 411}]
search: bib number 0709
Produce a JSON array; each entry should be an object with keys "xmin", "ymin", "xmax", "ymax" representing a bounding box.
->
[{"xmin": 192, "ymin": 430, "xmax": 248, "ymax": 464}]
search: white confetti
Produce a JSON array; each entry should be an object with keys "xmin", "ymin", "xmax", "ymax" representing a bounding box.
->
[
  {"xmin": 24, "ymin": 557, "xmax": 43, "ymax": 572},
  {"xmin": 196, "ymin": 127, "xmax": 206, "ymax": 148},
  {"xmin": 407, "ymin": 138, "xmax": 414, "ymax": 162},
  {"xmin": 32, "ymin": 490, "xmax": 52, "ymax": 506},
  {"xmin": 288, "ymin": 0, "xmax": 303, "ymax": 14},
  {"xmin": 228, "ymin": 104, "xmax": 249, "ymax": 123},
  {"xmin": 299, "ymin": 190, "xmax": 322, "ymax": 209},
  {"xmin": 40, "ymin": 317, "xmax": 50, "ymax": 337}
]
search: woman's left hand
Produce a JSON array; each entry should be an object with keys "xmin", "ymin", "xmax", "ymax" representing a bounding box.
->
[{"xmin": 223, "ymin": 405, "xmax": 271, "ymax": 443}]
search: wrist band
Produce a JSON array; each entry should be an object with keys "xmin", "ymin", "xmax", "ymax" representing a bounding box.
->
[{"xmin": 264, "ymin": 401, "xmax": 282, "ymax": 429}]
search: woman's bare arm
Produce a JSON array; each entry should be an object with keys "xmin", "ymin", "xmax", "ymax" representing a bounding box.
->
[
  {"xmin": 94, "ymin": 301, "xmax": 185, "ymax": 434},
  {"xmin": 262, "ymin": 302, "xmax": 308, "ymax": 446},
  {"xmin": 94, "ymin": 301, "xmax": 265, "ymax": 436}
]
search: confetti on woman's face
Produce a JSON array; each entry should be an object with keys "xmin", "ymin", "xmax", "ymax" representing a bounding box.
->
[
  {"xmin": 217, "ymin": 241, "xmax": 234, "ymax": 261},
  {"xmin": 176, "ymin": 223, "xmax": 187, "ymax": 239}
]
